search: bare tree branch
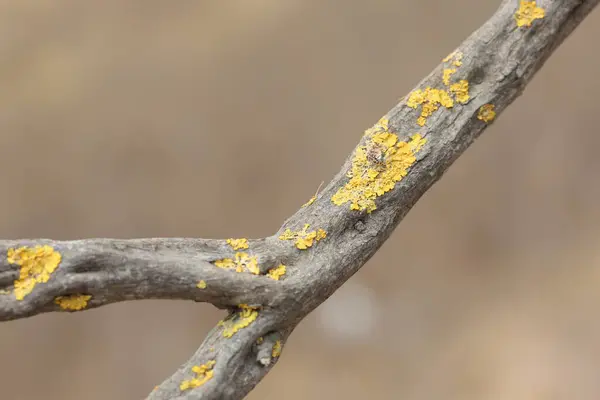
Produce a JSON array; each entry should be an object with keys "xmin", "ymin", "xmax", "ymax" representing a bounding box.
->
[{"xmin": 1, "ymin": 1, "xmax": 598, "ymax": 399}]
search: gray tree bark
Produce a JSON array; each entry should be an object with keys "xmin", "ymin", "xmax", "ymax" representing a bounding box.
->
[{"xmin": 1, "ymin": 1, "xmax": 598, "ymax": 399}]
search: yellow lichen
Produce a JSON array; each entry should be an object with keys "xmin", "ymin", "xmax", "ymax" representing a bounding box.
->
[
  {"xmin": 443, "ymin": 50, "xmax": 463, "ymax": 67},
  {"xmin": 226, "ymin": 238, "xmax": 249, "ymax": 250},
  {"xmin": 213, "ymin": 252, "xmax": 259, "ymax": 275},
  {"xmin": 179, "ymin": 360, "xmax": 216, "ymax": 391},
  {"xmin": 256, "ymin": 337, "xmax": 264, "ymax": 344},
  {"xmin": 218, "ymin": 304, "xmax": 259, "ymax": 338},
  {"xmin": 442, "ymin": 68, "xmax": 456, "ymax": 86},
  {"xmin": 7, "ymin": 245, "xmax": 62, "ymax": 301},
  {"xmin": 477, "ymin": 104, "xmax": 496, "ymax": 123},
  {"xmin": 450, "ymin": 80, "xmax": 470, "ymax": 104},
  {"xmin": 515, "ymin": 0, "xmax": 545, "ymax": 27},
  {"xmin": 407, "ymin": 88, "xmax": 454, "ymax": 126},
  {"xmin": 332, "ymin": 129, "xmax": 426, "ymax": 212},
  {"xmin": 54, "ymin": 294, "xmax": 91, "ymax": 310},
  {"xmin": 267, "ymin": 264, "xmax": 286, "ymax": 281},
  {"xmin": 278, "ymin": 224, "xmax": 327, "ymax": 250},
  {"xmin": 301, "ymin": 181, "xmax": 325, "ymax": 208},
  {"xmin": 364, "ymin": 117, "xmax": 390, "ymax": 137},
  {"xmin": 408, "ymin": 49, "xmax": 469, "ymax": 126},
  {"xmin": 196, "ymin": 280, "xmax": 207, "ymax": 289},
  {"xmin": 272, "ymin": 340, "xmax": 282, "ymax": 358},
  {"xmin": 302, "ymin": 195, "xmax": 317, "ymax": 208}
]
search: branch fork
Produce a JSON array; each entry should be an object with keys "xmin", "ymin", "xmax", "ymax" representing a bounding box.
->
[{"xmin": 1, "ymin": 1, "xmax": 598, "ymax": 398}]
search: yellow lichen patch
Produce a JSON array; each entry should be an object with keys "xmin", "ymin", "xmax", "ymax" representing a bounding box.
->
[
  {"xmin": 54, "ymin": 294, "xmax": 92, "ymax": 311},
  {"xmin": 196, "ymin": 280, "xmax": 207, "ymax": 289},
  {"xmin": 450, "ymin": 80, "xmax": 470, "ymax": 104},
  {"xmin": 442, "ymin": 68, "xmax": 456, "ymax": 86},
  {"xmin": 515, "ymin": 0, "xmax": 545, "ymax": 27},
  {"xmin": 278, "ymin": 224, "xmax": 327, "ymax": 250},
  {"xmin": 267, "ymin": 264, "xmax": 286, "ymax": 281},
  {"xmin": 302, "ymin": 195, "xmax": 316, "ymax": 208},
  {"xmin": 363, "ymin": 117, "xmax": 390, "ymax": 137},
  {"xmin": 407, "ymin": 88, "xmax": 454, "ymax": 126},
  {"xmin": 218, "ymin": 304, "xmax": 259, "ymax": 338},
  {"xmin": 332, "ymin": 131, "xmax": 426, "ymax": 213},
  {"xmin": 443, "ymin": 50, "xmax": 463, "ymax": 67},
  {"xmin": 272, "ymin": 340, "xmax": 282, "ymax": 358},
  {"xmin": 477, "ymin": 104, "xmax": 496, "ymax": 123},
  {"xmin": 7, "ymin": 245, "xmax": 62, "ymax": 301},
  {"xmin": 226, "ymin": 238, "xmax": 248, "ymax": 250},
  {"xmin": 256, "ymin": 337, "xmax": 264, "ymax": 344},
  {"xmin": 213, "ymin": 252, "xmax": 259, "ymax": 275},
  {"xmin": 301, "ymin": 181, "xmax": 325, "ymax": 208},
  {"xmin": 179, "ymin": 360, "xmax": 216, "ymax": 391},
  {"xmin": 408, "ymin": 49, "xmax": 468, "ymax": 126}
]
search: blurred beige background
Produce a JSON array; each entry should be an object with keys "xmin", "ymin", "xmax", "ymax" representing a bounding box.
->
[{"xmin": 1, "ymin": 1, "xmax": 599, "ymax": 399}]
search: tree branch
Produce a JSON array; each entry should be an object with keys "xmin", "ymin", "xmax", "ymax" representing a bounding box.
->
[
  {"xmin": 1, "ymin": 1, "xmax": 597, "ymax": 399},
  {"xmin": 0, "ymin": 238, "xmax": 285, "ymax": 321}
]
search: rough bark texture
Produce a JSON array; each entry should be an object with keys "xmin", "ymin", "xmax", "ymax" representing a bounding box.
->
[{"xmin": 0, "ymin": 1, "xmax": 598, "ymax": 399}]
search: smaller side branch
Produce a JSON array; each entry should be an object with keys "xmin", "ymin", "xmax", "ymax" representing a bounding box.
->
[
  {"xmin": 149, "ymin": 309, "xmax": 291, "ymax": 400},
  {"xmin": 0, "ymin": 238, "xmax": 283, "ymax": 321}
]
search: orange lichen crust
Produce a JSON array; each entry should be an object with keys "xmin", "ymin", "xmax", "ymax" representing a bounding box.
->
[
  {"xmin": 443, "ymin": 50, "xmax": 463, "ymax": 67},
  {"xmin": 180, "ymin": 360, "xmax": 216, "ymax": 391},
  {"xmin": 196, "ymin": 280, "xmax": 207, "ymax": 289},
  {"xmin": 301, "ymin": 181, "xmax": 324, "ymax": 208},
  {"xmin": 363, "ymin": 117, "xmax": 390, "ymax": 137},
  {"xmin": 54, "ymin": 294, "xmax": 92, "ymax": 311},
  {"xmin": 226, "ymin": 238, "xmax": 249, "ymax": 250},
  {"xmin": 477, "ymin": 104, "xmax": 496, "ymax": 123},
  {"xmin": 515, "ymin": 1, "xmax": 545, "ymax": 27},
  {"xmin": 272, "ymin": 340, "xmax": 282, "ymax": 358},
  {"xmin": 407, "ymin": 50, "xmax": 470, "ymax": 126},
  {"xmin": 213, "ymin": 252, "xmax": 259, "ymax": 275},
  {"xmin": 302, "ymin": 195, "xmax": 317, "ymax": 208},
  {"xmin": 331, "ymin": 120, "xmax": 427, "ymax": 213},
  {"xmin": 449, "ymin": 80, "xmax": 470, "ymax": 104},
  {"xmin": 442, "ymin": 68, "xmax": 456, "ymax": 86},
  {"xmin": 218, "ymin": 304, "xmax": 259, "ymax": 338},
  {"xmin": 407, "ymin": 88, "xmax": 454, "ymax": 126},
  {"xmin": 278, "ymin": 224, "xmax": 327, "ymax": 250},
  {"xmin": 7, "ymin": 245, "xmax": 62, "ymax": 301},
  {"xmin": 267, "ymin": 264, "xmax": 286, "ymax": 280}
]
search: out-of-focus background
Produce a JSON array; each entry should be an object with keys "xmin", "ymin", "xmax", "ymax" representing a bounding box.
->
[{"xmin": 1, "ymin": 1, "xmax": 599, "ymax": 399}]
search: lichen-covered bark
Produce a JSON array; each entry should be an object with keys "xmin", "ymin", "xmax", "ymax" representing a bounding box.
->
[
  {"xmin": 0, "ymin": 1, "xmax": 598, "ymax": 399},
  {"xmin": 0, "ymin": 238, "xmax": 286, "ymax": 321}
]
